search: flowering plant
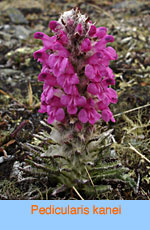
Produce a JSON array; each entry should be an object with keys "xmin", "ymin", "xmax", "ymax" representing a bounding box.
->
[
  {"xmin": 30, "ymin": 9, "xmax": 136, "ymax": 198},
  {"xmin": 33, "ymin": 8, "xmax": 117, "ymax": 129}
]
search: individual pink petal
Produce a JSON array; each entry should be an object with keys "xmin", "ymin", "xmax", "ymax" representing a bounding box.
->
[
  {"xmin": 50, "ymin": 96, "xmax": 62, "ymax": 107},
  {"xmin": 53, "ymin": 41, "xmax": 64, "ymax": 50},
  {"xmin": 48, "ymin": 54, "xmax": 57, "ymax": 68},
  {"xmin": 105, "ymin": 47, "xmax": 118, "ymax": 60},
  {"xmin": 59, "ymin": 30, "xmax": 68, "ymax": 45},
  {"xmin": 58, "ymin": 49, "xmax": 70, "ymax": 58},
  {"xmin": 67, "ymin": 18, "xmax": 74, "ymax": 27},
  {"xmin": 105, "ymin": 35, "xmax": 114, "ymax": 43},
  {"xmin": 57, "ymin": 74, "xmax": 65, "ymax": 87},
  {"xmin": 94, "ymin": 110, "xmax": 101, "ymax": 120},
  {"xmin": 56, "ymin": 108, "xmax": 65, "ymax": 121},
  {"xmin": 107, "ymin": 88, "xmax": 118, "ymax": 104},
  {"xmin": 38, "ymin": 104, "xmax": 47, "ymax": 113},
  {"xmin": 45, "ymin": 87, "xmax": 54, "ymax": 103},
  {"xmin": 102, "ymin": 77, "xmax": 115, "ymax": 87},
  {"xmin": 85, "ymin": 64, "xmax": 95, "ymax": 79},
  {"xmin": 81, "ymin": 38, "xmax": 91, "ymax": 52},
  {"xmin": 33, "ymin": 48, "xmax": 48, "ymax": 64},
  {"xmin": 66, "ymin": 63, "xmax": 74, "ymax": 74},
  {"xmin": 34, "ymin": 32, "xmax": 56, "ymax": 49},
  {"xmin": 111, "ymin": 116, "xmax": 115, "ymax": 122},
  {"xmin": 49, "ymin": 21, "xmax": 59, "ymax": 31},
  {"xmin": 59, "ymin": 58, "xmax": 69, "ymax": 73},
  {"xmin": 94, "ymin": 40, "xmax": 106, "ymax": 51},
  {"xmin": 87, "ymin": 83, "xmax": 98, "ymax": 95},
  {"xmin": 77, "ymin": 96, "xmax": 86, "ymax": 106},
  {"xmin": 97, "ymin": 101, "xmax": 108, "ymax": 110},
  {"xmin": 45, "ymin": 75, "xmax": 57, "ymax": 86},
  {"xmin": 102, "ymin": 109, "xmax": 114, "ymax": 122},
  {"xmin": 38, "ymin": 73, "xmax": 48, "ymax": 81},
  {"xmin": 72, "ymin": 85, "xmax": 79, "ymax": 96},
  {"xmin": 89, "ymin": 109, "xmax": 100, "ymax": 125},
  {"xmin": 34, "ymin": 32, "xmax": 44, "ymax": 39},
  {"xmin": 63, "ymin": 84, "xmax": 71, "ymax": 94},
  {"xmin": 78, "ymin": 109, "xmax": 88, "ymax": 123},
  {"xmin": 96, "ymin": 27, "xmax": 107, "ymax": 38},
  {"xmin": 53, "ymin": 42, "xmax": 69, "ymax": 57},
  {"xmin": 60, "ymin": 94, "xmax": 69, "ymax": 105},
  {"xmin": 102, "ymin": 110, "xmax": 110, "ymax": 122},
  {"xmin": 101, "ymin": 93, "xmax": 110, "ymax": 106},
  {"xmin": 75, "ymin": 23, "xmax": 83, "ymax": 35},
  {"xmin": 47, "ymin": 115, "xmax": 55, "ymax": 124},
  {"xmin": 70, "ymin": 73, "xmax": 79, "ymax": 84},
  {"xmin": 38, "ymin": 72, "xmax": 56, "ymax": 85},
  {"xmin": 88, "ymin": 25, "xmax": 96, "ymax": 37}
]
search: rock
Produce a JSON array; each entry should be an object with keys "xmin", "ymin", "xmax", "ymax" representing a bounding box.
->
[
  {"xmin": 0, "ymin": 24, "xmax": 31, "ymax": 40},
  {"xmin": 6, "ymin": 46, "xmax": 42, "ymax": 59},
  {"xmin": 0, "ymin": 31, "xmax": 11, "ymax": 41},
  {"xmin": 10, "ymin": 161, "xmax": 23, "ymax": 181},
  {"xmin": 15, "ymin": 25, "xmax": 31, "ymax": 40},
  {"xmin": 0, "ymin": 155, "xmax": 14, "ymax": 164},
  {"xmin": 0, "ymin": 68, "xmax": 22, "ymax": 77},
  {"xmin": 0, "ymin": 39, "xmax": 18, "ymax": 55},
  {"xmin": 3, "ymin": 24, "xmax": 16, "ymax": 34},
  {"xmin": 120, "ymin": 37, "xmax": 132, "ymax": 45},
  {"xmin": 144, "ymin": 56, "xmax": 150, "ymax": 66},
  {"xmin": 113, "ymin": 0, "xmax": 141, "ymax": 10},
  {"xmin": 6, "ymin": 8, "xmax": 28, "ymax": 24},
  {"xmin": 0, "ymin": 68, "xmax": 25, "ymax": 90}
]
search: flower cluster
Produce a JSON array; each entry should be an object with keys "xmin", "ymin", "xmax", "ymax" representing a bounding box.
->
[{"xmin": 33, "ymin": 8, "xmax": 117, "ymax": 127}]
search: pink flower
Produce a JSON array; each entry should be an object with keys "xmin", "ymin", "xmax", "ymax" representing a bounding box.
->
[
  {"xmin": 42, "ymin": 83, "xmax": 55, "ymax": 104},
  {"xmin": 61, "ymin": 91, "xmax": 86, "ymax": 115},
  {"xmin": 38, "ymin": 72, "xmax": 56, "ymax": 84},
  {"xmin": 96, "ymin": 27, "xmax": 107, "ymax": 39},
  {"xmin": 34, "ymin": 32, "xmax": 56, "ymax": 49},
  {"xmin": 78, "ymin": 99, "xmax": 100, "ymax": 124},
  {"xmin": 57, "ymin": 73, "xmax": 79, "ymax": 94},
  {"xmin": 34, "ymin": 9, "xmax": 118, "ymax": 125},
  {"xmin": 47, "ymin": 96, "xmax": 65, "ymax": 124},
  {"xmin": 49, "ymin": 20, "xmax": 60, "ymax": 32},
  {"xmin": 33, "ymin": 48, "xmax": 49, "ymax": 65},
  {"xmin": 85, "ymin": 64, "xmax": 110, "ymax": 82},
  {"xmin": 52, "ymin": 41, "xmax": 70, "ymax": 57},
  {"xmin": 94, "ymin": 35, "xmax": 114, "ymax": 51},
  {"xmin": 58, "ymin": 30, "xmax": 68, "ymax": 45},
  {"xmin": 85, "ymin": 64, "xmax": 95, "ymax": 79},
  {"xmin": 48, "ymin": 54, "xmax": 69, "ymax": 77},
  {"xmin": 87, "ymin": 82, "xmax": 102, "ymax": 95},
  {"xmin": 87, "ymin": 78, "xmax": 116, "ymax": 97},
  {"xmin": 102, "ymin": 88, "xmax": 118, "ymax": 105},
  {"xmin": 102, "ymin": 108, "xmax": 115, "ymax": 123},
  {"xmin": 81, "ymin": 38, "xmax": 91, "ymax": 52},
  {"xmin": 88, "ymin": 25, "xmax": 96, "ymax": 37},
  {"xmin": 75, "ymin": 23, "xmax": 83, "ymax": 35}
]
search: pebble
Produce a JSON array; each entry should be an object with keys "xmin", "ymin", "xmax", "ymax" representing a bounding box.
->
[
  {"xmin": 120, "ymin": 37, "xmax": 132, "ymax": 44},
  {"xmin": 6, "ymin": 7, "xmax": 28, "ymax": 24},
  {"xmin": 0, "ymin": 68, "xmax": 22, "ymax": 77},
  {"xmin": 0, "ymin": 31, "xmax": 11, "ymax": 41},
  {"xmin": 15, "ymin": 25, "xmax": 31, "ymax": 39}
]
